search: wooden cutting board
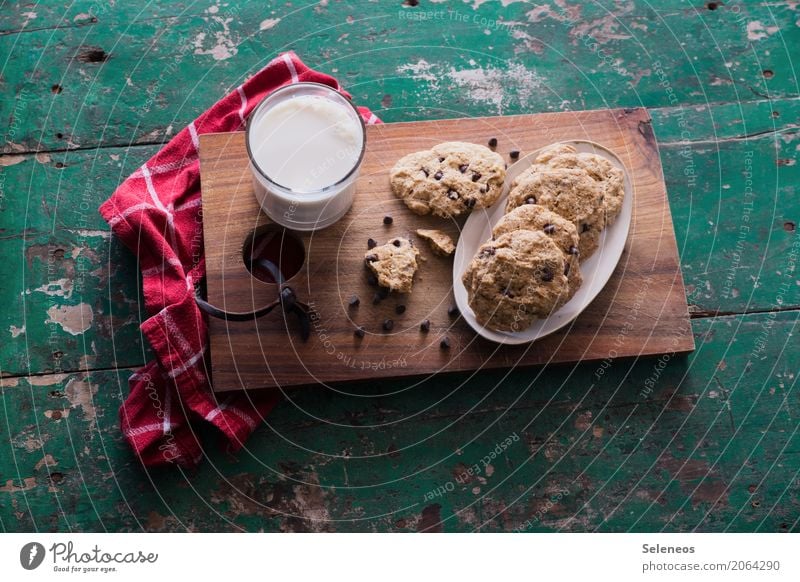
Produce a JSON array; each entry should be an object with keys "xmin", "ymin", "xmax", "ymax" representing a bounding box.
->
[{"xmin": 199, "ymin": 108, "xmax": 694, "ymax": 393}]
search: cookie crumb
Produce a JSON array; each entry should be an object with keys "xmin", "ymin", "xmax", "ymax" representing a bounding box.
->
[
  {"xmin": 509, "ymin": 150, "xmax": 520, "ymax": 160},
  {"xmin": 382, "ymin": 319, "xmax": 394, "ymax": 331},
  {"xmin": 420, "ymin": 319, "xmax": 430, "ymax": 333},
  {"xmin": 416, "ymin": 229, "xmax": 456, "ymax": 257},
  {"xmin": 488, "ymin": 137, "xmax": 498, "ymax": 148},
  {"xmin": 440, "ymin": 337, "xmax": 451, "ymax": 350},
  {"xmin": 354, "ymin": 326, "xmax": 365, "ymax": 338},
  {"xmin": 367, "ymin": 238, "xmax": 377, "ymax": 249},
  {"xmin": 395, "ymin": 304, "xmax": 406, "ymax": 315}
]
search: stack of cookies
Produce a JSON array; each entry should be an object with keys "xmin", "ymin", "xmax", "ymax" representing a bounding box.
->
[{"xmin": 462, "ymin": 143, "xmax": 625, "ymax": 332}]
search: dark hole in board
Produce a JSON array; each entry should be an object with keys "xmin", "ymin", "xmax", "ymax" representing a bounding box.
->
[
  {"xmin": 77, "ymin": 48, "xmax": 108, "ymax": 63},
  {"xmin": 784, "ymin": 221, "xmax": 796, "ymax": 232},
  {"xmin": 762, "ymin": 69, "xmax": 774, "ymax": 79},
  {"xmin": 51, "ymin": 84, "xmax": 63, "ymax": 94},
  {"xmin": 56, "ymin": 133, "xmax": 64, "ymax": 139},
  {"xmin": 706, "ymin": 2, "xmax": 719, "ymax": 9},
  {"xmin": 243, "ymin": 226, "xmax": 305, "ymax": 284}
]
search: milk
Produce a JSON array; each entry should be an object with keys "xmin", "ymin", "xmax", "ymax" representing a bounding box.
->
[
  {"xmin": 249, "ymin": 95, "xmax": 363, "ymax": 192},
  {"xmin": 247, "ymin": 83, "xmax": 365, "ymax": 231}
]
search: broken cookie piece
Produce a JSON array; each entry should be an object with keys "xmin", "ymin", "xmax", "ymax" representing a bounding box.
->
[
  {"xmin": 416, "ymin": 229, "xmax": 456, "ymax": 257},
  {"xmin": 364, "ymin": 237, "xmax": 420, "ymax": 293}
]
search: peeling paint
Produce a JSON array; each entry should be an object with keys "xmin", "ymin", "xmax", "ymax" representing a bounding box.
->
[
  {"xmin": 193, "ymin": 16, "xmax": 239, "ymax": 61},
  {"xmin": 0, "ymin": 155, "xmax": 26, "ymax": 166},
  {"xmin": 0, "ymin": 477, "xmax": 36, "ymax": 493},
  {"xmin": 65, "ymin": 376, "xmax": 98, "ymax": 427},
  {"xmin": 30, "ymin": 277, "xmax": 74, "ymax": 299},
  {"xmin": 397, "ymin": 60, "xmax": 543, "ymax": 114},
  {"xmin": 34, "ymin": 454, "xmax": 58, "ymax": 471},
  {"xmin": 27, "ymin": 373, "xmax": 69, "ymax": 386},
  {"xmin": 259, "ymin": 18, "xmax": 281, "ymax": 30},
  {"xmin": 747, "ymin": 21, "xmax": 778, "ymax": 42},
  {"xmin": 46, "ymin": 303, "xmax": 93, "ymax": 335}
]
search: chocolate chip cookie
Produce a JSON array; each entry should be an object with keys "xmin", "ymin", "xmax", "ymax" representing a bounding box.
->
[
  {"xmin": 515, "ymin": 143, "xmax": 625, "ymax": 227},
  {"xmin": 364, "ymin": 237, "xmax": 419, "ymax": 293},
  {"xmin": 461, "ymin": 230, "xmax": 569, "ymax": 332},
  {"xmin": 493, "ymin": 204, "xmax": 582, "ymax": 302},
  {"xmin": 390, "ymin": 141, "xmax": 506, "ymax": 218},
  {"xmin": 506, "ymin": 168, "xmax": 605, "ymax": 260}
]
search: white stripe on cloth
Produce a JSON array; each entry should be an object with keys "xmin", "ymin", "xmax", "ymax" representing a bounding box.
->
[
  {"xmin": 188, "ymin": 121, "xmax": 200, "ymax": 151},
  {"xmin": 140, "ymin": 164, "xmax": 170, "ymax": 215},
  {"xmin": 282, "ymin": 53, "xmax": 299, "ymax": 83},
  {"xmin": 124, "ymin": 422, "xmax": 165, "ymax": 438},
  {"xmin": 366, "ymin": 113, "xmax": 379, "ymax": 125},
  {"xmin": 237, "ymin": 86, "xmax": 248, "ymax": 124},
  {"xmin": 141, "ymin": 257, "xmax": 183, "ymax": 277},
  {"xmin": 173, "ymin": 198, "xmax": 202, "ymax": 213},
  {"xmin": 166, "ymin": 345, "xmax": 206, "ymax": 380},
  {"xmin": 107, "ymin": 202, "xmax": 157, "ymax": 228},
  {"xmin": 228, "ymin": 406, "xmax": 259, "ymax": 431},
  {"xmin": 131, "ymin": 156, "xmax": 196, "ymax": 178},
  {"xmin": 204, "ymin": 403, "xmax": 227, "ymax": 423},
  {"xmin": 162, "ymin": 388, "xmax": 172, "ymax": 433},
  {"xmin": 161, "ymin": 310, "xmax": 207, "ymax": 381}
]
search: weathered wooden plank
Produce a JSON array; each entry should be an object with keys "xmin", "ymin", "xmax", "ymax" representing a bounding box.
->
[
  {"xmin": 1, "ymin": 1, "xmax": 798, "ymax": 153},
  {"xmin": 0, "ymin": 230, "xmax": 149, "ymax": 378},
  {"xmin": 1, "ymin": 310, "xmax": 797, "ymax": 532},
  {"xmin": 2, "ymin": 98, "xmax": 798, "ymax": 377}
]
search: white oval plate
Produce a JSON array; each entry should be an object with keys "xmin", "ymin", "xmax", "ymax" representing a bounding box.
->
[{"xmin": 453, "ymin": 140, "xmax": 633, "ymax": 345}]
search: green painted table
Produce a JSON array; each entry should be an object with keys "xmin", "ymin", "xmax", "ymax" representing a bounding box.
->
[{"xmin": 1, "ymin": 0, "xmax": 798, "ymax": 532}]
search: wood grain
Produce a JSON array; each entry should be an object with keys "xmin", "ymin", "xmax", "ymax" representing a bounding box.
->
[{"xmin": 199, "ymin": 108, "xmax": 694, "ymax": 392}]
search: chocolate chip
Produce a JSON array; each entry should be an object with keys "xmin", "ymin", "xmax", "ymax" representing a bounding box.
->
[
  {"xmin": 440, "ymin": 337, "xmax": 451, "ymax": 350},
  {"xmin": 543, "ymin": 224, "xmax": 556, "ymax": 234},
  {"xmin": 392, "ymin": 239, "xmax": 402, "ymax": 247},
  {"xmin": 395, "ymin": 304, "xmax": 406, "ymax": 315},
  {"xmin": 458, "ymin": 164, "xmax": 468, "ymax": 173},
  {"xmin": 541, "ymin": 267, "xmax": 554, "ymax": 282},
  {"xmin": 509, "ymin": 150, "xmax": 520, "ymax": 159},
  {"xmin": 564, "ymin": 262, "xmax": 571, "ymax": 276},
  {"xmin": 568, "ymin": 245, "xmax": 579, "ymax": 256},
  {"xmin": 434, "ymin": 170, "xmax": 443, "ymax": 180},
  {"xmin": 420, "ymin": 319, "xmax": 430, "ymax": 333},
  {"xmin": 501, "ymin": 287, "xmax": 514, "ymax": 298},
  {"xmin": 488, "ymin": 137, "xmax": 498, "ymax": 148},
  {"xmin": 367, "ymin": 238, "xmax": 377, "ymax": 249},
  {"xmin": 472, "ymin": 172, "xmax": 481, "ymax": 182},
  {"xmin": 447, "ymin": 189, "xmax": 459, "ymax": 200},
  {"xmin": 383, "ymin": 319, "xmax": 394, "ymax": 331},
  {"xmin": 383, "ymin": 215, "xmax": 393, "ymax": 225},
  {"xmin": 372, "ymin": 292, "xmax": 383, "ymax": 305},
  {"xmin": 378, "ymin": 286, "xmax": 390, "ymax": 299},
  {"xmin": 480, "ymin": 247, "xmax": 496, "ymax": 257},
  {"xmin": 421, "ymin": 167, "xmax": 429, "ymax": 177},
  {"xmin": 582, "ymin": 223, "xmax": 590, "ymax": 233},
  {"xmin": 349, "ymin": 295, "xmax": 360, "ymax": 308},
  {"xmin": 365, "ymin": 254, "xmax": 378, "ymax": 263},
  {"xmin": 480, "ymin": 185, "xmax": 488, "ymax": 193},
  {"xmin": 525, "ymin": 196, "xmax": 536, "ymax": 205},
  {"xmin": 354, "ymin": 326, "xmax": 365, "ymax": 338},
  {"xmin": 438, "ymin": 156, "xmax": 445, "ymax": 163},
  {"xmin": 465, "ymin": 197, "xmax": 476, "ymax": 208},
  {"xmin": 448, "ymin": 305, "xmax": 460, "ymax": 318}
]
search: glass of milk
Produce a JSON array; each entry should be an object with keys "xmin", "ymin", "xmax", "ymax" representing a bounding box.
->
[{"xmin": 246, "ymin": 82, "xmax": 366, "ymax": 231}]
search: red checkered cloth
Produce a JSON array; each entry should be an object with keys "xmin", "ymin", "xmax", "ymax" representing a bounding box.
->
[{"xmin": 99, "ymin": 52, "xmax": 381, "ymax": 467}]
